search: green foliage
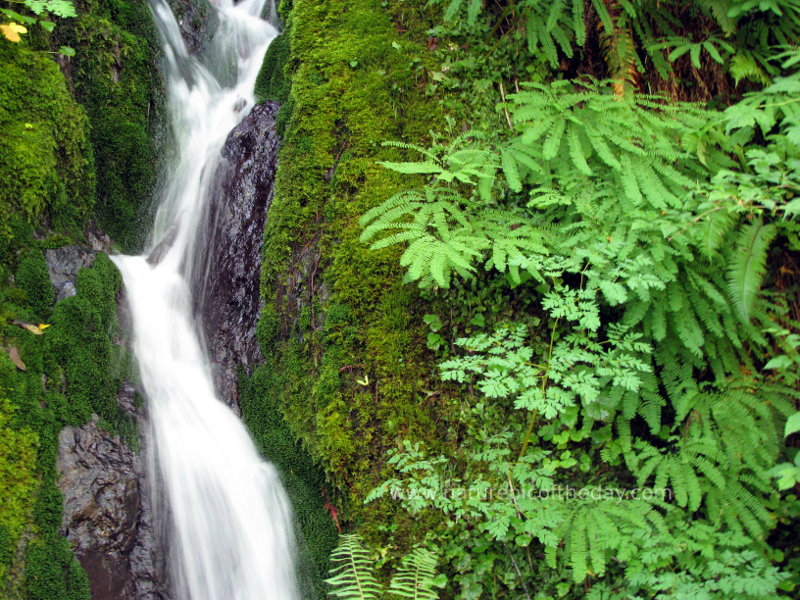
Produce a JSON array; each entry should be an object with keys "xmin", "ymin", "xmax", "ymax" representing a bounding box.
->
[
  {"xmin": 326, "ymin": 534, "xmax": 384, "ymax": 600},
  {"xmin": 255, "ymin": 0, "xmax": 447, "ymax": 548},
  {"xmin": 61, "ymin": 0, "xmax": 160, "ymax": 251},
  {"xmin": 727, "ymin": 218, "xmax": 777, "ymax": 322},
  {"xmin": 265, "ymin": 0, "xmax": 800, "ymax": 598},
  {"xmin": 0, "ymin": 252, "xmax": 128, "ymax": 595},
  {"xmin": 388, "ymin": 547, "xmax": 442, "ymax": 600},
  {"xmin": 0, "ymin": 0, "xmax": 76, "ymax": 46},
  {"xmin": 43, "ymin": 253, "xmax": 131, "ymax": 434},
  {"xmin": 429, "ymin": 0, "xmax": 800, "ymax": 89},
  {"xmin": 0, "ymin": 1, "xmax": 154, "ymax": 593},
  {"xmin": 326, "ymin": 535, "xmax": 442, "ymax": 600},
  {"xmin": 255, "ymin": 30, "xmax": 290, "ymax": 104},
  {"xmin": 359, "ymin": 31, "xmax": 800, "ymax": 600},
  {"xmin": 15, "ymin": 0, "xmax": 76, "ymax": 18},
  {"xmin": 15, "ymin": 251, "xmax": 54, "ymax": 321},
  {"xmin": 23, "ymin": 534, "xmax": 90, "ymax": 600},
  {"xmin": 0, "ymin": 39, "xmax": 94, "ymax": 244},
  {"xmin": 0, "ymin": 396, "xmax": 38, "ymax": 584}
]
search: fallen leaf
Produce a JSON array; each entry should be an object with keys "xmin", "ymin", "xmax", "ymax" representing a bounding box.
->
[
  {"xmin": 7, "ymin": 346, "xmax": 25, "ymax": 371},
  {"xmin": 0, "ymin": 22, "xmax": 28, "ymax": 42},
  {"xmin": 38, "ymin": 323, "xmax": 51, "ymax": 331},
  {"xmin": 12, "ymin": 320, "xmax": 46, "ymax": 335}
]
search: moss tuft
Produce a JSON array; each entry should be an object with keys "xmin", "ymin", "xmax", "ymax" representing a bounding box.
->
[
  {"xmin": 255, "ymin": 30, "xmax": 291, "ymax": 105},
  {"xmin": 15, "ymin": 252, "xmax": 55, "ymax": 322},
  {"xmin": 0, "ymin": 42, "xmax": 94, "ymax": 244},
  {"xmin": 23, "ymin": 534, "xmax": 90, "ymax": 600}
]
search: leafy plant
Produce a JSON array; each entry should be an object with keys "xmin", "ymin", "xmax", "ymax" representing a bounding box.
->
[
  {"xmin": 326, "ymin": 535, "xmax": 443, "ymax": 600},
  {"xmin": 1, "ymin": 0, "xmax": 76, "ymax": 53},
  {"xmin": 359, "ymin": 47, "xmax": 800, "ymax": 600},
  {"xmin": 326, "ymin": 535, "xmax": 383, "ymax": 600}
]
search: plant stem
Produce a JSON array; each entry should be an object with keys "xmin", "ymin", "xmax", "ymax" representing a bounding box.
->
[{"xmin": 518, "ymin": 316, "xmax": 559, "ymax": 460}]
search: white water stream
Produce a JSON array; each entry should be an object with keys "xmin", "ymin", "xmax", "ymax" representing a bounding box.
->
[{"xmin": 112, "ymin": 2, "xmax": 299, "ymax": 598}]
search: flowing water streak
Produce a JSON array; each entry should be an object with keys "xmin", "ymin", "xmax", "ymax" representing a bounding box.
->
[{"xmin": 113, "ymin": 2, "xmax": 299, "ymax": 599}]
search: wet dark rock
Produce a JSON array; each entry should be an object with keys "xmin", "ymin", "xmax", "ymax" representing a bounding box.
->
[
  {"xmin": 194, "ymin": 101, "xmax": 280, "ymax": 411},
  {"xmin": 147, "ymin": 225, "xmax": 178, "ymax": 266},
  {"xmin": 57, "ymin": 417, "xmax": 169, "ymax": 600},
  {"xmin": 166, "ymin": 0, "xmax": 216, "ymax": 54},
  {"xmin": 85, "ymin": 220, "xmax": 115, "ymax": 253},
  {"xmin": 54, "ymin": 272, "xmax": 170, "ymax": 599},
  {"xmin": 45, "ymin": 245, "xmax": 96, "ymax": 302}
]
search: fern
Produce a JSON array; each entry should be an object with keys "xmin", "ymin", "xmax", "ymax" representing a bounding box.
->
[
  {"xmin": 541, "ymin": 499, "xmax": 665, "ymax": 582},
  {"xmin": 19, "ymin": 0, "xmax": 76, "ymax": 17},
  {"xmin": 326, "ymin": 535, "xmax": 384, "ymax": 600},
  {"xmin": 520, "ymin": 0, "xmax": 588, "ymax": 68},
  {"xmin": 435, "ymin": 0, "xmax": 484, "ymax": 26},
  {"xmin": 387, "ymin": 548, "xmax": 442, "ymax": 600},
  {"xmin": 726, "ymin": 218, "xmax": 777, "ymax": 323}
]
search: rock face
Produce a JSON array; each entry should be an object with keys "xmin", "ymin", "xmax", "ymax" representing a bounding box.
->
[
  {"xmin": 45, "ymin": 246, "xmax": 96, "ymax": 301},
  {"xmin": 57, "ymin": 417, "xmax": 168, "ymax": 600},
  {"xmin": 50, "ymin": 246, "xmax": 170, "ymax": 600},
  {"xmin": 194, "ymin": 101, "xmax": 281, "ymax": 410},
  {"xmin": 166, "ymin": 0, "xmax": 216, "ymax": 54}
]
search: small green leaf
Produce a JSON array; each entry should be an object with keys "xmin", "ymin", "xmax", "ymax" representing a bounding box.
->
[
  {"xmin": 763, "ymin": 356, "xmax": 793, "ymax": 370},
  {"xmin": 786, "ymin": 412, "xmax": 800, "ymax": 438},
  {"xmin": 59, "ymin": 45, "xmax": 75, "ymax": 57}
]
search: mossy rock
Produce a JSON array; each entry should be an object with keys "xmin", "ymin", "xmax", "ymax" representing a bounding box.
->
[
  {"xmin": 253, "ymin": 0, "xmax": 452, "ymax": 558},
  {"xmin": 62, "ymin": 1, "xmax": 161, "ymax": 252},
  {"xmin": 0, "ymin": 42, "xmax": 94, "ymax": 244}
]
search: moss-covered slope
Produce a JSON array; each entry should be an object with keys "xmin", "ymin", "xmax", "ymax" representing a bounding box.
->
[
  {"xmin": 0, "ymin": 1, "xmax": 159, "ymax": 596},
  {"xmin": 250, "ymin": 0, "xmax": 455, "ymax": 555}
]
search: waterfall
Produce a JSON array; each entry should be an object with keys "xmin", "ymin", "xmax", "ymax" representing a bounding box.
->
[{"xmin": 112, "ymin": 1, "xmax": 299, "ymax": 599}]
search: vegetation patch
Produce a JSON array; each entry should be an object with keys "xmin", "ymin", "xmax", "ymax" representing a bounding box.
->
[{"xmin": 0, "ymin": 1, "xmax": 154, "ymax": 592}]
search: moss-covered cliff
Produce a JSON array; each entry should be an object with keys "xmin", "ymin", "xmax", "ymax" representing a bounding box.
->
[
  {"xmin": 248, "ymin": 0, "xmax": 461, "ymax": 569},
  {"xmin": 0, "ymin": 1, "xmax": 160, "ymax": 596}
]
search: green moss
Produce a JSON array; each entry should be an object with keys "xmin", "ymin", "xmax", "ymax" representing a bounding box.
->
[
  {"xmin": 0, "ymin": 396, "xmax": 39, "ymax": 584},
  {"xmin": 15, "ymin": 252, "xmax": 55, "ymax": 322},
  {"xmin": 0, "ymin": 4, "xmax": 150, "ymax": 592},
  {"xmin": 0, "ymin": 252, "xmax": 129, "ymax": 594},
  {"xmin": 43, "ymin": 254, "xmax": 133, "ymax": 438},
  {"xmin": 23, "ymin": 534, "xmax": 90, "ymax": 600},
  {"xmin": 62, "ymin": 1, "xmax": 161, "ymax": 252},
  {"xmin": 256, "ymin": 30, "xmax": 291, "ymax": 104},
  {"xmin": 0, "ymin": 42, "xmax": 94, "ymax": 244},
  {"xmin": 253, "ymin": 0, "xmax": 453, "ymax": 555}
]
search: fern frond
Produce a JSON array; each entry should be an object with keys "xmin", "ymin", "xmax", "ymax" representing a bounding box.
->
[
  {"xmin": 726, "ymin": 218, "xmax": 777, "ymax": 323},
  {"xmin": 387, "ymin": 547, "xmax": 441, "ymax": 600},
  {"xmin": 326, "ymin": 535, "xmax": 384, "ymax": 600}
]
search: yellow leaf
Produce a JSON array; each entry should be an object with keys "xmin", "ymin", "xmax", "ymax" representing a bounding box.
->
[
  {"xmin": 12, "ymin": 320, "xmax": 45, "ymax": 335},
  {"xmin": 38, "ymin": 323, "xmax": 51, "ymax": 331},
  {"xmin": 1, "ymin": 22, "xmax": 28, "ymax": 43}
]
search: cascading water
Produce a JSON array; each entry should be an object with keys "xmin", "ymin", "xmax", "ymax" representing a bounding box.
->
[{"xmin": 112, "ymin": 2, "xmax": 299, "ymax": 599}]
